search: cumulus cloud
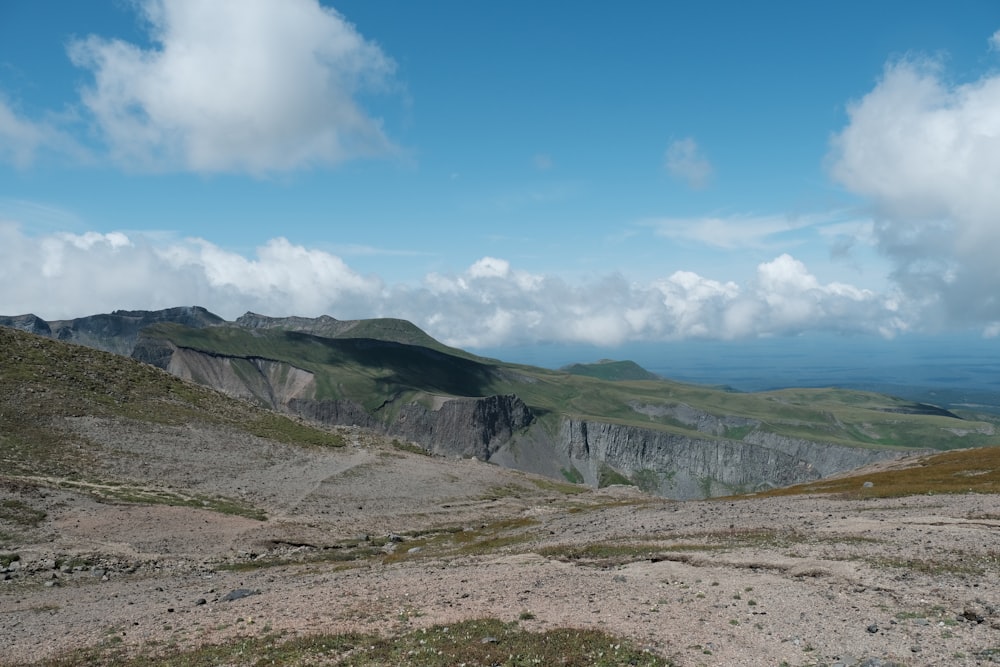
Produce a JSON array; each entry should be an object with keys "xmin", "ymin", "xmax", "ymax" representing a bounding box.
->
[
  {"xmin": 0, "ymin": 225, "xmax": 382, "ymax": 319},
  {"xmin": 0, "ymin": 225, "xmax": 905, "ymax": 347},
  {"xmin": 664, "ymin": 137, "xmax": 713, "ymax": 189},
  {"xmin": 828, "ymin": 51, "xmax": 1000, "ymax": 329},
  {"xmin": 66, "ymin": 0, "xmax": 397, "ymax": 173}
]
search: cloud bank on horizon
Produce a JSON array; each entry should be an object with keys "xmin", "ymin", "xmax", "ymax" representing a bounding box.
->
[
  {"xmin": 0, "ymin": 224, "xmax": 914, "ymax": 347},
  {"xmin": 1, "ymin": 1, "xmax": 999, "ymax": 349}
]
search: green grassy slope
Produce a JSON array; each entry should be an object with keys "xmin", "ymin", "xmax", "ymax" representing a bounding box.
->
[
  {"xmin": 146, "ymin": 322, "xmax": 1000, "ymax": 453},
  {"xmin": 0, "ymin": 327, "xmax": 344, "ymax": 478},
  {"xmin": 561, "ymin": 359, "xmax": 661, "ymax": 381}
]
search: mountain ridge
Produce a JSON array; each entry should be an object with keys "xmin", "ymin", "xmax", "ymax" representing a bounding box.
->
[{"xmin": 3, "ymin": 306, "xmax": 996, "ymax": 498}]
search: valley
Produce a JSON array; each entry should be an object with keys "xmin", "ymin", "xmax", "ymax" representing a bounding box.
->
[{"xmin": 2, "ymin": 316, "xmax": 1000, "ymax": 665}]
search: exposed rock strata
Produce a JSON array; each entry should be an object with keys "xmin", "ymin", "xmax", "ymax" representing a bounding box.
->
[{"xmin": 1, "ymin": 307, "xmax": 915, "ymax": 500}]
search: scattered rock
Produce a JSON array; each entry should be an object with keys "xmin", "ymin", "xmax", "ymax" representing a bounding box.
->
[
  {"xmin": 221, "ymin": 589, "xmax": 260, "ymax": 602},
  {"xmin": 961, "ymin": 608, "xmax": 985, "ymax": 623}
]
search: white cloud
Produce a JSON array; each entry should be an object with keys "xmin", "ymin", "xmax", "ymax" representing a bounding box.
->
[
  {"xmin": 829, "ymin": 51, "xmax": 1000, "ymax": 329},
  {"xmin": 0, "ymin": 98, "xmax": 86, "ymax": 168},
  {"xmin": 0, "ymin": 225, "xmax": 382, "ymax": 319},
  {"xmin": 990, "ymin": 29, "xmax": 1000, "ymax": 52},
  {"xmin": 0, "ymin": 99, "xmax": 49, "ymax": 168},
  {"xmin": 664, "ymin": 137, "xmax": 713, "ymax": 189},
  {"xmin": 67, "ymin": 0, "xmax": 398, "ymax": 173},
  {"xmin": 0, "ymin": 226, "xmax": 905, "ymax": 347},
  {"xmin": 645, "ymin": 212, "xmax": 836, "ymax": 250}
]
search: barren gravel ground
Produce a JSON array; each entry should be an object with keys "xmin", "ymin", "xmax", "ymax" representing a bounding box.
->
[{"xmin": 2, "ymin": 422, "xmax": 1000, "ymax": 666}]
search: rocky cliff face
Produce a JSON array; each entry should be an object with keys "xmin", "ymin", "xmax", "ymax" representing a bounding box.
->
[
  {"xmin": 138, "ymin": 340, "xmax": 535, "ymax": 463},
  {"xmin": 0, "ymin": 314, "xmax": 51, "ymax": 336},
  {"xmin": 0, "ymin": 306, "xmax": 921, "ymax": 500},
  {"xmin": 545, "ymin": 418, "xmax": 900, "ymax": 499},
  {"xmin": 390, "ymin": 395, "xmax": 534, "ymax": 460},
  {"xmin": 284, "ymin": 395, "xmax": 536, "ymax": 461},
  {"xmin": 127, "ymin": 338, "xmax": 908, "ymax": 499}
]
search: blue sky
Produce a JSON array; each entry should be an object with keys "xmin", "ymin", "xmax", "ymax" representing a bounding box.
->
[{"xmin": 2, "ymin": 1, "xmax": 1000, "ymax": 353}]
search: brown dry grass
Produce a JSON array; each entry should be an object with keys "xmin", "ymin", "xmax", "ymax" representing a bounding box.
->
[{"xmin": 754, "ymin": 446, "xmax": 1000, "ymax": 498}]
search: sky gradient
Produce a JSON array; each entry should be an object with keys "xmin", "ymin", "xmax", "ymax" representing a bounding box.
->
[{"xmin": 2, "ymin": 1, "xmax": 1000, "ymax": 353}]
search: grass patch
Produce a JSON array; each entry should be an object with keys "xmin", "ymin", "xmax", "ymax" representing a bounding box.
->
[
  {"xmin": 37, "ymin": 619, "xmax": 670, "ymax": 666},
  {"xmin": 391, "ymin": 438, "xmax": 429, "ymax": 455},
  {"xmin": 560, "ymin": 465, "xmax": 584, "ymax": 484},
  {"xmin": 245, "ymin": 414, "xmax": 346, "ymax": 448},
  {"xmin": 479, "ymin": 483, "xmax": 529, "ymax": 500},
  {"xmin": 220, "ymin": 518, "xmax": 541, "ymax": 571},
  {"xmin": 597, "ymin": 464, "xmax": 635, "ymax": 489},
  {"xmin": 48, "ymin": 479, "xmax": 267, "ymax": 522},
  {"xmin": 865, "ymin": 553, "xmax": 998, "ymax": 577},
  {"xmin": 0, "ymin": 500, "xmax": 46, "ymax": 527},
  {"xmin": 539, "ymin": 528, "xmax": 819, "ymax": 568},
  {"xmin": 529, "ymin": 477, "xmax": 588, "ymax": 495},
  {"xmin": 631, "ymin": 469, "xmax": 661, "ymax": 493},
  {"xmin": 753, "ymin": 446, "xmax": 1000, "ymax": 498},
  {"xmin": 537, "ymin": 541, "xmax": 717, "ymax": 567},
  {"xmin": 0, "ymin": 327, "xmax": 349, "ymax": 480}
]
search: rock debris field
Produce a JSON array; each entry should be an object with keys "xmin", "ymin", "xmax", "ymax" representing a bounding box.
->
[{"xmin": 2, "ymin": 424, "xmax": 1000, "ymax": 666}]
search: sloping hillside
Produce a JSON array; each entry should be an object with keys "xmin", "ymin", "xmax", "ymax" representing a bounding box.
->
[
  {"xmin": 4, "ymin": 308, "xmax": 999, "ymax": 498},
  {"xmin": 4, "ymin": 324, "xmax": 1000, "ymax": 666}
]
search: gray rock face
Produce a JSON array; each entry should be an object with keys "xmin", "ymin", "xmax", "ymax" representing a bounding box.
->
[
  {"xmin": 129, "ymin": 339, "xmax": 911, "ymax": 499},
  {"xmin": 235, "ymin": 311, "xmax": 351, "ymax": 337},
  {"xmin": 0, "ymin": 306, "xmax": 913, "ymax": 499},
  {"xmin": 545, "ymin": 418, "xmax": 900, "ymax": 499},
  {"xmin": 6, "ymin": 307, "xmax": 225, "ymax": 356},
  {"xmin": 391, "ymin": 395, "xmax": 534, "ymax": 460},
  {"xmin": 287, "ymin": 399, "xmax": 378, "ymax": 430},
  {"xmin": 0, "ymin": 314, "xmax": 51, "ymax": 336},
  {"xmin": 290, "ymin": 395, "xmax": 534, "ymax": 461}
]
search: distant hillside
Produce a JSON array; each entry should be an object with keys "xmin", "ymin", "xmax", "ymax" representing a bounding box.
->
[
  {"xmin": 561, "ymin": 359, "xmax": 661, "ymax": 381},
  {"xmin": 0, "ymin": 326, "xmax": 344, "ymax": 480},
  {"xmin": 4, "ymin": 307, "xmax": 999, "ymax": 499}
]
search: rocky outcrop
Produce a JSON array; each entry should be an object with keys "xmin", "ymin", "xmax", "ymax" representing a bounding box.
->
[
  {"xmin": 124, "ymin": 335, "xmax": 913, "ymax": 499},
  {"xmin": 145, "ymin": 340, "xmax": 535, "ymax": 462},
  {"xmin": 12, "ymin": 307, "xmax": 226, "ymax": 356},
  {"xmin": 235, "ymin": 312, "xmax": 352, "ymax": 337},
  {"xmin": 546, "ymin": 418, "xmax": 903, "ymax": 499},
  {"xmin": 0, "ymin": 314, "xmax": 51, "ymax": 336},
  {"xmin": 291, "ymin": 395, "xmax": 535, "ymax": 460},
  {"xmin": 1, "ymin": 306, "xmax": 926, "ymax": 500},
  {"xmin": 287, "ymin": 399, "xmax": 378, "ymax": 430},
  {"xmin": 390, "ymin": 395, "xmax": 534, "ymax": 460}
]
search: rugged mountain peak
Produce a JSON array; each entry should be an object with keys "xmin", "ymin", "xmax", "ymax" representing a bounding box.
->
[
  {"xmin": 234, "ymin": 311, "xmax": 350, "ymax": 337},
  {"xmin": 1, "ymin": 306, "xmax": 225, "ymax": 356},
  {"xmin": 0, "ymin": 313, "xmax": 52, "ymax": 336}
]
